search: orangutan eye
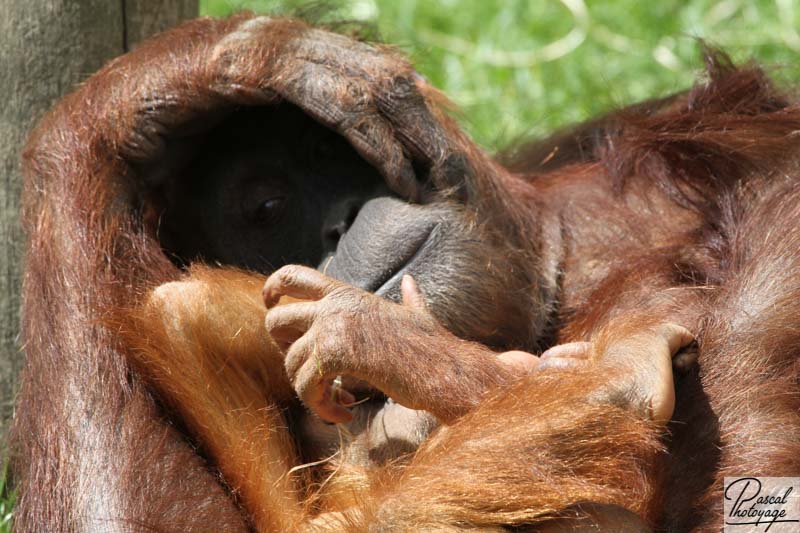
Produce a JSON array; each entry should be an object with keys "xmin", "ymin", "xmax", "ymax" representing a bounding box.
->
[{"xmin": 252, "ymin": 196, "xmax": 286, "ymax": 223}]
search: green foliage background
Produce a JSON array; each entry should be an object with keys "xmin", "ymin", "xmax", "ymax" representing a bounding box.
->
[{"xmin": 201, "ymin": 0, "xmax": 800, "ymax": 150}]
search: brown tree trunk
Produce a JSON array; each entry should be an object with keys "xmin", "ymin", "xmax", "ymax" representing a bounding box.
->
[{"xmin": 0, "ymin": 0, "xmax": 198, "ymax": 441}]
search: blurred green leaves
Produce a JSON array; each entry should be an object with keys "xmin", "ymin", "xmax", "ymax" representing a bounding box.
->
[{"xmin": 0, "ymin": 463, "xmax": 14, "ymax": 533}]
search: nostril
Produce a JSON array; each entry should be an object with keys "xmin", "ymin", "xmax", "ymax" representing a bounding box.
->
[
  {"xmin": 324, "ymin": 221, "xmax": 348, "ymax": 244},
  {"xmin": 344, "ymin": 203, "xmax": 359, "ymax": 229},
  {"xmin": 323, "ymin": 198, "xmax": 363, "ymax": 246}
]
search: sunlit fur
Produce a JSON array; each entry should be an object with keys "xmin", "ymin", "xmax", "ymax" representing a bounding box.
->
[
  {"xmin": 123, "ymin": 267, "xmax": 306, "ymax": 531},
  {"xmin": 10, "ymin": 14, "xmax": 800, "ymax": 532}
]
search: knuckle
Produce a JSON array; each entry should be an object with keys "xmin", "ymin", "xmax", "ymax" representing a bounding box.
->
[
  {"xmin": 284, "ymin": 345, "xmax": 309, "ymax": 381},
  {"xmin": 340, "ymin": 79, "xmax": 371, "ymax": 109},
  {"xmin": 264, "ymin": 311, "xmax": 281, "ymax": 333},
  {"xmin": 315, "ymin": 328, "xmax": 343, "ymax": 357},
  {"xmin": 275, "ymin": 264, "xmax": 302, "ymax": 286},
  {"xmin": 386, "ymin": 74, "xmax": 422, "ymax": 102},
  {"xmin": 307, "ymin": 330, "xmax": 347, "ymax": 372},
  {"xmin": 326, "ymin": 285, "xmax": 353, "ymax": 302},
  {"xmin": 327, "ymin": 286, "xmax": 368, "ymax": 309},
  {"xmin": 320, "ymin": 306, "xmax": 358, "ymax": 335}
]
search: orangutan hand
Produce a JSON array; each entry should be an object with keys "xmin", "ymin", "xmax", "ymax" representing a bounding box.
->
[
  {"xmin": 534, "ymin": 323, "xmax": 695, "ymax": 423},
  {"xmin": 263, "ymin": 265, "xmax": 516, "ymax": 424}
]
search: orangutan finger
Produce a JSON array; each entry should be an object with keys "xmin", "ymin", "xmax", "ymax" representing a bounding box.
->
[
  {"xmin": 656, "ymin": 323, "xmax": 695, "ymax": 356},
  {"xmin": 294, "ymin": 364, "xmax": 353, "ymax": 424},
  {"xmin": 497, "ymin": 350, "xmax": 540, "ymax": 373},
  {"xmin": 265, "ymin": 302, "xmax": 320, "ymax": 351},
  {"xmin": 536, "ymin": 357, "xmax": 590, "ymax": 372},
  {"xmin": 540, "ymin": 342, "xmax": 593, "ymax": 360},
  {"xmin": 374, "ymin": 74, "xmax": 468, "ymax": 194},
  {"xmin": 276, "ymin": 60, "xmax": 420, "ymax": 202},
  {"xmin": 263, "ymin": 265, "xmax": 343, "ymax": 307}
]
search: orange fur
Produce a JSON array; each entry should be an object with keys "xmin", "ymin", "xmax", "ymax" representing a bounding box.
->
[
  {"xmin": 11, "ymin": 13, "xmax": 800, "ymax": 532},
  {"xmin": 122, "ymin": 266, "xmax": 306, "ymax": 530}
]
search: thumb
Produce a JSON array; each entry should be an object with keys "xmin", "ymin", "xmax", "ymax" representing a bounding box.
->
[{"xmin": 401, "ymin": 274, "xmax": 427, "ymax": 311}]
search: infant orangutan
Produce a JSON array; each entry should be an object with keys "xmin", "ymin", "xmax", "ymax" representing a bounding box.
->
[{"xmin": 128, "ymin": 264, "xmax": 693, "ymax": 521}]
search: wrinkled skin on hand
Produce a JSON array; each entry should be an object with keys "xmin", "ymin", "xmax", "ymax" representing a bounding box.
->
[
  {"xmin": 264, "ymin": 264, "xmax": 694, "ymax": 426},
  {"xmin": 538, "ymin": 323, "xmax": 695, "ymax": 423},
  {"xmin": 206, "ymin": 17, "xmax": 467, "ymax": 202},
  {"xmin": 264, "ymin": 266, "xmax": 519, "ymax": 424}
]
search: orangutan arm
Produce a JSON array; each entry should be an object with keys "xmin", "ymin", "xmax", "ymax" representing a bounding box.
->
[
  {"xmin": 124, "ymin": 266, "xmax": 303, "ymax": 531},
  {"xmin": 300, "ymin": 311, "xmax": 694, "ymax": 531}
]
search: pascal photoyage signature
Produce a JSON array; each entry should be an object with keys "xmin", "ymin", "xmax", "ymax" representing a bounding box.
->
[{"xmin": 725, "ymin": 477, "xmax": 798, "ymax": 531}]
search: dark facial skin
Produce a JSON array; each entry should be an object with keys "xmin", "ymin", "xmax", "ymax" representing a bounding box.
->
[{"xmin": 160, "ymin": 104, "xmax": 392, "ymax": 272}]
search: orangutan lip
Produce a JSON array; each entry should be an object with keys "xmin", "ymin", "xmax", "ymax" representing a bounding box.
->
[{"xmin": 374, "ymin": 223, "xmax": 440, "ymax": 296}]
